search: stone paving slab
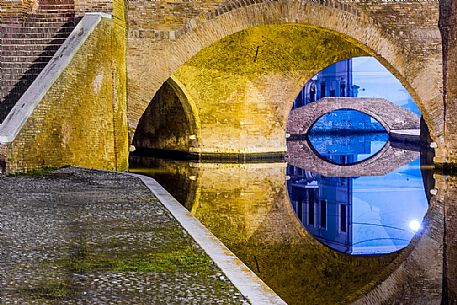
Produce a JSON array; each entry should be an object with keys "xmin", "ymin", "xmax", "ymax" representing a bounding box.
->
[{"xmin": 0, "ymin": 167, "xmax": 249, "ymax": 304}]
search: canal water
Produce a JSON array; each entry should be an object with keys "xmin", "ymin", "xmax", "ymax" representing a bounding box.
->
[{"xmin": 130, "ymin": 131, "xmax": 435, "ymax": 305}]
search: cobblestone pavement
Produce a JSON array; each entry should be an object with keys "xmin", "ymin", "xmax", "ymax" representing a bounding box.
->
[{"xmin": 0, "ymin": 167, "xmax": 249, "ymax": 304}]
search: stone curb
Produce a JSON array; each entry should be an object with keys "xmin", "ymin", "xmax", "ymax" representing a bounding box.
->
[{"xmin": 127, "ymin": 172, "xmax": 287, "ymax": 305}]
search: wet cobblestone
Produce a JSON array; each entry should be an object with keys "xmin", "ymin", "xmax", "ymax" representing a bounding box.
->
[{"xmin": 0, "ymin": 167, "xmax": 249, "ymax": 304}]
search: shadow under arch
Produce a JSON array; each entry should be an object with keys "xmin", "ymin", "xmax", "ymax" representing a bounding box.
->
[
  {"xmin": 128, "ymin": 0, "xmax": 443, "ymax": 154},
  {"xmin": 131, "ymin": 77, "xmax": 201, "ymax": 154}
]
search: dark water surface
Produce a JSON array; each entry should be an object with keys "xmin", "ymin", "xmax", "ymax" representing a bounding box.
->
[{"xmin": 130, "ymin": 135, "xmax": 435, "ymax": 305}]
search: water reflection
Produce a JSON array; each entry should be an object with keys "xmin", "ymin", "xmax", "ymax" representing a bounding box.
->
[
  {"xmin": 129, "ymin": 141, "xmax": 434, "ymax": 305},
  {"xmin": 307, "ymin": 110, "xmax": 389, "ymax": 165},
  {"xmin": 307, "ymin": 133, "xmax": 388, "ymax": 165},
  {"xmin": 287, "ymin": 159, "xmax": 428, "ymax": 255}
]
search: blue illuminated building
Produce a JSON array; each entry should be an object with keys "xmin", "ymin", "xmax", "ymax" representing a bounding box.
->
[{"xmin": 293, "ymin": 59, "xmax": 377, "ymax": 132}]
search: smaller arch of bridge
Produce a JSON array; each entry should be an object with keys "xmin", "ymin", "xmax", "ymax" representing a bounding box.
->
[
  {"xmin": 132, "ymin": 77, "xmax": 202, "ymax": 153},
  {"xmin": 286, "ymin": 97, "xmax": 421, "ymax": 135}
]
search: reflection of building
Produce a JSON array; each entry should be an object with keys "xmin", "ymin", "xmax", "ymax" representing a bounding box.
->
[
  {"xmin": 287, "ymin": 165, "xmax": 353, "ymax": 253},
  {"xmin": 286, "ymin": 155, "xmax": 427, "ymax": 255},
  {"xmin": 293, "ymin": 59, "xmax": 359, "ymax": 108}
]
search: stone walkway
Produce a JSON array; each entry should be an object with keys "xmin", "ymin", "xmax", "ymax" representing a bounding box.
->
[{"xmin": 0, "ymin": 167, "xmax": 249, "ymax": 304}]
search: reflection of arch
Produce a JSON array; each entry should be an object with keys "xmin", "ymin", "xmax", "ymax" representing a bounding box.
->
[
  {"xmin": 128, "ymin": 0, "xmax": 442, "ymax": 145},
  {"xmin": 131, "ymin": 158, "xmax": 442, "ymax": 304},
  {"xmin": 286, "ymin": 140, "xmax": 420, "ymax": 177},
  {"xmin": 286, "ymin": 97, "xmax": 420, "ymax": 135},
  {"xmin": 305, "ymin": 133, "xmax": 389, "ymax": 168}
]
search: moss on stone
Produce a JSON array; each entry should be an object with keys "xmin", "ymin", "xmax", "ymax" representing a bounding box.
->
[
  {"xmin": 22, "ymin": 281, "xmax": 74, "ymax": 301},
  {"xmin": 56, "ymin": 226, "xmax": 216, "ymax": 275}
]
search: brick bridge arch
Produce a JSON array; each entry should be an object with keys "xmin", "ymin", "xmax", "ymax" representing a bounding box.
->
[
  {"xmin": 286, "ymin": 97, "xmax": 421, "ymax": 136},
  {"xmin": 128, "ymin": 0, "xmax": 443, "ymax": 158}
]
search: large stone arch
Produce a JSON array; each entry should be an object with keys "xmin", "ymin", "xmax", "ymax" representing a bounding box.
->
[{"xmin": 128, "ymin": 0, "xmax": 443, "ymax": 158}]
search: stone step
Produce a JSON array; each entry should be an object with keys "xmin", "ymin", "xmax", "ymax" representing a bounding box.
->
[
  {"xmin": 0, "ymin": 67, "xmax": 46, "ymax": 75},
  {"xmin": 1, "ymin": 31, "xmax": 71, "ymax": 39},
  {"xmin": 0, "ymin": 73, "xmax": 39, "ymax": 82},
  {"xmin": 27, "ymin": 11, "xmax": 75, "ymax": 18},
  {"xmin": 10, "ymin": 21, "xmax": 75, "ymax": 28},
  {"xmin": 1, "ymin": 62, "xmax": 49, "ymax": 69},
  {"xmin": 1, "ymin": 79, "xmax": 36, "ymax": 87},
  {"xmin": 24, "ymin": 17, "xmax": 75, "ymax": 26},
  {"xmin": 0, "ymin": 25, "xmax": 74, "ymax": 34},
  {"xmin": 1, "ymin": 44, "xmax": 61, "ymax": 51},
  {"xmin": 1, "ymin": 48, "xmax": 59, "ymax": 56},
  {"xmin": 0, "ymin": 73, "xmax": 41, "ymax": 80},
  {"xmin": 1, "ymin": 37, "xmax": 67, "ymax": 45},
  {"xmin": 2, "ymin": 55, "xmax": 54, "ymax": 61},
  {"xmin": 36, "ymin": 6, "xmax": 76, "ymax": 13}
]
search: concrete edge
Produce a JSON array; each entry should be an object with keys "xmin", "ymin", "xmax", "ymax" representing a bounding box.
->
[
  {"xmin": 0, "ymin": 12, "xmax": 111, "ymax": 144},
  {"xmin": 127, "ymin": 173, "xmax": 287, "ymax": 305}
]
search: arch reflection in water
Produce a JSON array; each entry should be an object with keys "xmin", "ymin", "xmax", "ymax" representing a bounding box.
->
[
  {"xmin": 287, "ymin": 158, "xmax": 428, "ymax": 255},
  {"xmin": 307, "ymin": 109, "xmax": 389, "ymax": 165},
  {"xmin": 130, "ymin": 145, "xmax": 434, "ymax": 305}
]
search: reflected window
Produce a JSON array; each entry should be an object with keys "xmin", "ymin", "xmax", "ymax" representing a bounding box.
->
[
  {"xmin": 308, "ymin": 196, "xmax": 315, "ymax": 226},
  {"xmin": 320, "ymin": 200, "xmax": 327, "ymax": 229},
  {"xmin": 340, "ymin": 204, "xmax": 347, "ymax": 233},
  {"xmin": 298, "ymin": 200, "xmax": 303, "ymax": 222},
  {"xmin": 340, "ymin": 81, "xmax": 346, "ymax": 97}
]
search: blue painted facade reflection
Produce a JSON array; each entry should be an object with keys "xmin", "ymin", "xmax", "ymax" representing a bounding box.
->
[{"xmin": 286, "ymin": 158, "xmax": 429, "ymax": 255}]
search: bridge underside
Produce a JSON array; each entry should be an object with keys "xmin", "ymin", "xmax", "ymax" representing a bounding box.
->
[{"xmin": 133, "ymin": 24, "xmax": 369, "ymax": 156}]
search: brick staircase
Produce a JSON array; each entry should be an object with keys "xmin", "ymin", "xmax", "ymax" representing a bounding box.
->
[{"xmin": 0, "ymin": 1, "xmax": 77, "ymax": 123}]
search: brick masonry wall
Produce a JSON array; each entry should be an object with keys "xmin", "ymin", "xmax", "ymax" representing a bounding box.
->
[
  {"xmin": 4, "ymin": 17, "xmax": 129, "ymax": 174},
  {"xmin": 440, "ymin": 0, "xmax": 457, "ymax": 165},
  {"xmin": 74, "ymin": 0, "xmax": 112, "ymax": 17},
  {"xmin": 443, "ymin": 174, "xmax": 457, "ymax": 304},
  {"xmin": 0, "ymin": 0, "xmax": 77, "ymax": 121},
  {"xmin": 0, "ymin": 0, "xmax": 37, "ymax": 21},
  {"xmin": 441, "ymin": 0, "xmax": 457, "ymax": 299},
  {"xmin": 145, "ymin": 23, "xmax": 368, "ymax": 155}
]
